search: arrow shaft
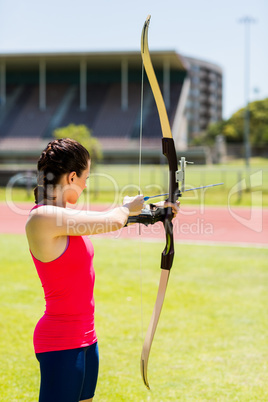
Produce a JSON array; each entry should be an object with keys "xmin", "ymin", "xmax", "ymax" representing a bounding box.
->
[{"xmin": 144, "ymin": 183, "xmax": 223, "ymax": 201}]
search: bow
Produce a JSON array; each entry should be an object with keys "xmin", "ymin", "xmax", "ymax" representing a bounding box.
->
[{"xmin": 140, "ymin": 15, "xmax": 186, "ymax": 389}]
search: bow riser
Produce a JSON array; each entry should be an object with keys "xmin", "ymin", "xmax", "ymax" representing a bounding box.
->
[{"xmin": 161, "ymin": 137, "xmax": 178, "ymax": 270}]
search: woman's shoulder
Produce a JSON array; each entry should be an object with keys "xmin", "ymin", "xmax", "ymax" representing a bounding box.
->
[
  {"xmin": 26, "ymin": 205, "xmax": 69, "ymax": 261},
  {"xmin": 26, "ymin": 205, "xmax": 61, "ymax": 235}
]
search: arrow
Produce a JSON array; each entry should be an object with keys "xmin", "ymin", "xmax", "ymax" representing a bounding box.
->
[{"xmin": 144, "ymin": 182, "xmax": 224, "ymax": 201}]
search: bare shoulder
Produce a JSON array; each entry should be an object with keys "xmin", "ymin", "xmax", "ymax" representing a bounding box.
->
[
  {"xmin": 25, "ymin": 206, "xmax": 70, "ymax": 262},
  {"xmin": 26, "ymin": 205, "xmax": 61, "ymax": 237}
]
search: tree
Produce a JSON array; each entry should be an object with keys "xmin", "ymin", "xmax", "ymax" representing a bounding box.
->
[
  {"xmin": 53, "ymin": 124, "xmax": 103, "ymax": 168},
  {"xmin": 192, "ymin": 97, "xmax": 268, "ymax": 146}
]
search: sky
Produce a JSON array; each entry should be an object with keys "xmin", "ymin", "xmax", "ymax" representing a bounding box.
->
[{"xmin": 0, "ymin": 0, "xmax": 267, "ymax": 119}]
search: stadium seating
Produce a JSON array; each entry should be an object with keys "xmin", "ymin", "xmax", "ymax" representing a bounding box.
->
[{"xmin": 0, "ymin": 81, "xmax": 182, "ymax": 150}]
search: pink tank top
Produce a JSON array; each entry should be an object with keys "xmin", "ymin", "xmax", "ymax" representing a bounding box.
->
[{"xmin": 29, "ymin": 207, "xmax": 97, "ymax": 353}]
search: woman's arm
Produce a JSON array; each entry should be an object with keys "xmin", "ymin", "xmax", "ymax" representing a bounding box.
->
[{"xmin": 26, "ymin": 195, "xmax": 144, "ymax": 238}]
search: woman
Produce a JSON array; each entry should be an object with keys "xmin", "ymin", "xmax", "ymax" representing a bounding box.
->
[{"xmin": 26, "ymin": 138, "xmax": 178, "ymax": 402}]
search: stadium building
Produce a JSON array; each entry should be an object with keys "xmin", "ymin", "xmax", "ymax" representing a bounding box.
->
[
  {"xmin": 184, "ymin": 56, "xmax": 223, "ymax": 139},
  {"xmin": 0, "ymin": 51, "xmax": 222, "ymax": 170}
]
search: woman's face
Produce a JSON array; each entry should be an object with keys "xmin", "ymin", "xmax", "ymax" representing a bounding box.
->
[{"xmin": 75, "ymin": 160, "xmax": 91, "ymax": 192}]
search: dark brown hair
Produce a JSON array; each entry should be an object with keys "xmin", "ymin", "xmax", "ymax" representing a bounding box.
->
[{"xmin": 34, "ymin": 138, "xmax": 90, "ymax": 204}]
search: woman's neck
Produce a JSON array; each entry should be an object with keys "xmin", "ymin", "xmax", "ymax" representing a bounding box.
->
[{"xmin": 40, "ymin": 198, "xmax": 66, "ymax": 208}]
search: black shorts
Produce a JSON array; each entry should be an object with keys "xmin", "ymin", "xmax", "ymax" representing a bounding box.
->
[{"xmin": 36, "ymin": 342, "xmax": 99, "ymax": 402}]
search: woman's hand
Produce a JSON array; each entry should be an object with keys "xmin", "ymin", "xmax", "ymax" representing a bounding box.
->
[
  {"xmin": 154, "ymin": 200, "xmax": 180, "ymax": 218},
  {"xmin": 123, "ymin": 195, "xmax": 144, "ymax": 216}
]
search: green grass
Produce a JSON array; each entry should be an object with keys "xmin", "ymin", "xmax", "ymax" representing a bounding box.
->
[
  {"xmin": 222, "ymin": 157, "xmax": 268, "ymax": 167},
  {"xmin": 0, "ymin": 234, "xmax": 267, "ymax": 401}
]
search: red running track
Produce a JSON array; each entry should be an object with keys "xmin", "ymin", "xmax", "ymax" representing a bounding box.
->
[{"xmin": 0, "ymin": 202, "xmax": 267, "ymax": 247}]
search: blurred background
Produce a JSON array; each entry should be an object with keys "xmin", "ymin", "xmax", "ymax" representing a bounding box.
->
[{"xmin": 0, "ymin": 0, "xmax": 267, "ymax": 202}]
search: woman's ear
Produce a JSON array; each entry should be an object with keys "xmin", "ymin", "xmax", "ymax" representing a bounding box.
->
[{"xmin": 68, "ymin": 171, "xmax": 77, "ymax": 184}]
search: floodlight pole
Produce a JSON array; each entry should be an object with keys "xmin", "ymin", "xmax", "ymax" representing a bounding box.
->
[{"xmin": 239, "ymin": 16, "xmax": 256, "ymax": 168}]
